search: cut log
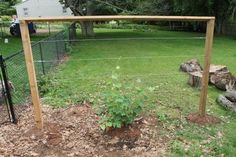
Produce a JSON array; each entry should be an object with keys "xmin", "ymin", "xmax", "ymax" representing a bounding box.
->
[
  {"xmin": 209, "ymin": 64, "xmax": 236, "ymax": 91},
  {"xmin": 209, "ymin": 64, "xmax": 229, "ymax": 84},
  {"xmin": 209, "ymin": 64, "xmax": 228, "ymax": 74},
  {"xmin": 211, "ymin": 72, "xmax": 235, "ymax": 91},
  {"xmin": 225, "ymin": 90, "xmax": 236, "ymax": 102},
  {"xmin": 217, "ymin": 95, "xmax": 236, "ymax": 113},
  {"xmin": 188, "ymin": 71, "xmax": 202, "ymax": 88},
  {"xmin": 180, "ymin": 59, "xmax": 202, "ymax": 73}
]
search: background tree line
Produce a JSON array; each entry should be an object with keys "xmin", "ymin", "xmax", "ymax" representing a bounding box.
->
[
  {"xmin": 2, "ymin": 0, "xmax": 236, "ymax": 35},
  {"xmin": 59, "ymin": 0, "xmax": 236, "ymax": 35}
]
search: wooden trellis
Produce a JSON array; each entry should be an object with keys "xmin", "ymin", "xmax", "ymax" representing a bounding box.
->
[{"xmin": 19, "ymin": 16, "xmax": 215, "ymax": 129}]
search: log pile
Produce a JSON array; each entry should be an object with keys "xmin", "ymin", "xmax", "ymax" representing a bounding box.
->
[
  {"xmin": 180, "ymin": 59, "xmax": 236, "ymax": 91},
  {"xmin": 217, "ymin": 90, "xmax": 236, "ymax": 113}
]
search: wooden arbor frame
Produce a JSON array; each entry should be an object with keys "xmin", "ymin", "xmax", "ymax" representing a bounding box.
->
[{"xmin": 20, "ymin": 16, "xmax": 215, "ymax": 129}]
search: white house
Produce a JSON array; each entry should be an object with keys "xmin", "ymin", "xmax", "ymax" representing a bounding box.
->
[{"xmin": 14, "ymin": 0, "xmax": 73, "ymax": 18}]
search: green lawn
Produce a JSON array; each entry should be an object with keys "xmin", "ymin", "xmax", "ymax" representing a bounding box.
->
[
  {"xmin": 0, "ymin": 35, "xmax": 48, "ymax": 56},
  {"xmin": 7, "ymin": 28, "xmax": 236, "ymax": 156},
  {"xmin": 43, "ymin": 28, "xmax": 236, "ymax": 156}
]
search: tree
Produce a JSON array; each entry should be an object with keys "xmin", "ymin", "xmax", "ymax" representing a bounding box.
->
[
  {"xmin": 0, "ymin": 0, "xmax": 18, "ymax": 16},
  {"xmin": 137, "ymin": 0, "xmax": 236, "ymax": 34},
  {"xmin": 59, "ymin": 0, "xmax": 139, "ymax": 37},
  {"xmin": 171, "ymin": 0, "xmax": 236, "ymax": 33},
  {"xmin": 59, "ymin": 0, "xmax": 95, "ymax": 37},
  {"xmin": 212, "ymin": 0, "xmax": 236, "ymax": 33}
]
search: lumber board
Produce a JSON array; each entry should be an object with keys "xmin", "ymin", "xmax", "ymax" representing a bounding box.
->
[
  {"xmin": 20, "ymin": 15, "xmax": 215, "ymax": 23},
  {"xmin": 199, "ymin": 19, "xmax": 215, "ymax": 116},
  {"xmin": 20, "ymin": 20, "xmax": 43, "ymax": 129}
]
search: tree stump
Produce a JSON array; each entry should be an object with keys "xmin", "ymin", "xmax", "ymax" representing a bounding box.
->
[{"xmin": 188, "ymin": 71, "xmax": 202, "ymax": 88}]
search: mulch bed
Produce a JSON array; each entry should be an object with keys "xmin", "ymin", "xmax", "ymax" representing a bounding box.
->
[
  {"xmin": 186, "ymin": 113, "xmax": 221, "ymax": 125},
  {"xmin": 0, "ymin": 103, "xmax": 168, "ymax": 157}
]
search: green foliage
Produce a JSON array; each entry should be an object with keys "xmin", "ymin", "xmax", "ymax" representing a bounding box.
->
[
  {"xmin": 38, "ymin": 75, "xmax": 53, "ymax": 96},
  {"xmin": 0, "ymin": 15, "xmax": 11, "ymax": 21},
  {"xmin": 99, "ymin": 70, "xmax": 145, "ymax": 130},
  {"xmin": 0, "ymin": 0, "xmax": 17, "ymax": 16}
]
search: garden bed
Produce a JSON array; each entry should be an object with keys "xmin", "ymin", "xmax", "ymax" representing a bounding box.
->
[{"xmin": 0, "ymin": 103, "xmax": 168, "ymax": 157}]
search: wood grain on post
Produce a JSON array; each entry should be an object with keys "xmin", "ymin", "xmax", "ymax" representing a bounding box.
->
[
  {"xmin": 20, "ymin": 20, "xmax": 43, "ymax": 129},
  {"xmin": 199, "ymin": 19, "xmax": 215, "ymax": 116}
]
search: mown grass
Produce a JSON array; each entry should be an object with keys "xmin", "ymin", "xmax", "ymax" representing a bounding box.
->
[
  {"xmin": 6, "ymin": 27, "xmax": 236, "ymax": 156},
  {"xmin": 0, "ymin": 35, "xmax": 48, "ymax": 56}
]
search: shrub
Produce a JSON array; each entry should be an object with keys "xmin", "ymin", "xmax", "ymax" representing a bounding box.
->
[
  {"xmin": 99, "ymin": 70, "xmax": 145, "ymax": 130},
  {"xmin": 38, "ymin": 74, "xmax": 53, "ymax": 96}
]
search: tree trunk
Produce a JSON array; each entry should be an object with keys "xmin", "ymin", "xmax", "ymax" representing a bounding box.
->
[
  {"xmin": 80, "ymin": 21, "xmax": 94, "ymax": 37},
  {"xmin": 79, "ymin": 0, "xmax": 94, "ymax": 37},
  {"xmin": 69, "ymin": 22, "xmax": 77, "ymax": 40},
  {"xmin": 216, "ymin": 22, "xmax": 222, "ymax": 34},
  {"xmin": 69, "ymin": 0, "xmax": 95, "ymax": 38}
]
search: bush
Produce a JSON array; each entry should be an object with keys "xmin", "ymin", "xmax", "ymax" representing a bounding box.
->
[
  {"xmin": 99, "ymin": 69, "xmax": 145, "ymax": 130},
  {"xmin": 38, "ymin": 75, "xmax": 53, "ymax": 96}
]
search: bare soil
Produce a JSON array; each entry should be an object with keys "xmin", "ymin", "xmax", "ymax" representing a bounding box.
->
[
  {"xmin": 0, "ymin": 103, "xmax": 168, "ymax": 157},
  {"xmin": 187, "ymin": 113, "xmax": 221, "ymax": 125}
]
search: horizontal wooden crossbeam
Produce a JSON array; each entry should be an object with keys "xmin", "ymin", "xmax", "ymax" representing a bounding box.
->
[{"xmin": 21, "ymin": 15, "xmax": 215, "ymax": 22}]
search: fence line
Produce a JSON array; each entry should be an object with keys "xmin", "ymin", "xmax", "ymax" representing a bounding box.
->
[{"xmin": 3, "ymin": 30, "xmax": 68, "ymax": 108}]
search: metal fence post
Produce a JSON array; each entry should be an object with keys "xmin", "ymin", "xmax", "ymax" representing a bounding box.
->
[
  {"xmin": 0, "ymin": 55, "xmax": 17, "ymax": 123},
  {"xmin": 55, "ymin": 40, "xmax": 60, "ymax": 61},
  {"xmin": 48, "ymin": 22, "xmax": 51, "ymax": 36},
  {"xmin": 39, "ymin": 42, "xmax": 46, "ymax": 75}
]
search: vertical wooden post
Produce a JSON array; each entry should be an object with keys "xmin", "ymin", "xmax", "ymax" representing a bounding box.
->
[
  {"xmin": 199, "ymin": 19, "xmax": 215, "ymax": 116},
  {"xmin": 20, "ymin": 20, "xmax": 43, "ymax": 129}
]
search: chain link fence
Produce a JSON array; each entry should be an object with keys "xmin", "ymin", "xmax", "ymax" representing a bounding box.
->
[{"xmin": 0, "ymin": 29, "xmax": 69, "ymax": 123}]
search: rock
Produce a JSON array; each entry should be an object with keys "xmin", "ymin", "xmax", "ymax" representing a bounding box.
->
[
  {"xmin": 217, "ymin": 95, "xmax": 236, "ymax": 112},
  {"xmin": 225, "ymin": 90, "xmax": 236, "ymax": 102},
  {"xmin": 180, "ymin": 59, "xmax": 202, "ymax": 73}
]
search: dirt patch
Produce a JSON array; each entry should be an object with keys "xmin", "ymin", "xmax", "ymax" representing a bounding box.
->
[
  {"xmin": 0, "ymin": 103, "xmax": 168, "ymax": 157},
  {"xmin": 106, "ymin": 125, "xmax": 141, "ymax": 140},
  {"xmin": 187, "ymin": 113, "xmax": 221, "ymax": 125}
]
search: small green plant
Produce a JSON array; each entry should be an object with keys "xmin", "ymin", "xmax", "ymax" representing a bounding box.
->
[
  {"xmin": 99, "ymin": 67, "xmax": 145, "ymax": 130},
  {"xmin": 38, "ymin": 74, "xmax": 54, "ymax": 96}
]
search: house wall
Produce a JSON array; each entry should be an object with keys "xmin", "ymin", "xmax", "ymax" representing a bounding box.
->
[{"xmin": 15, "ymin": 0, "xmax": 73, "ymax": 18}]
